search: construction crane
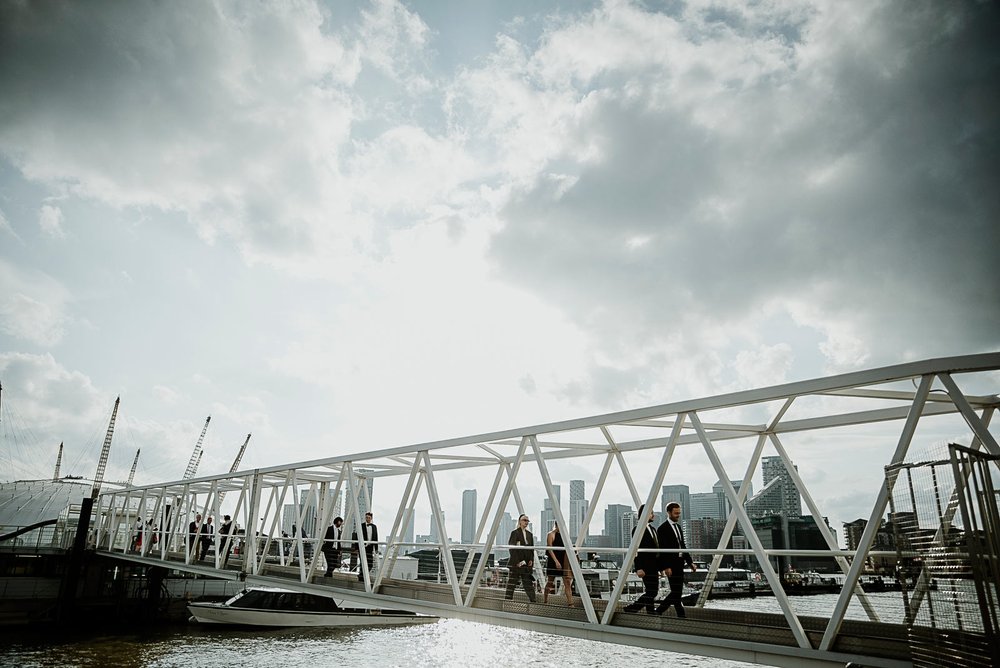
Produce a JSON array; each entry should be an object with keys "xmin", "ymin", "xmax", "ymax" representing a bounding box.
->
[
  {"xmin": 183, "ymin": 416, "xmax": 210, "ymax": 480},
  {"xmin": 90, "ymin": 396, "xmax": 120, "ymax": 500},
  {"xmin": 52, "ymin": 442, "xmax": 64, "ymax": 481},
  {"xmin": 229, "ymin": 434, "xmax": 251, "ymax": 474},
  {"xmin": 126, "ymin": 449, "xmax": 140, "ymax": 486},
  {"xmin": 216, "ymin": 433, "xmax": 251, "ymax": 508}
]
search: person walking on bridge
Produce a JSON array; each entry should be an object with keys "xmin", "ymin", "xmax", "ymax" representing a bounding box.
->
[
  {"xmin": 624, "ymin": 505, "xmax": 660, "ymax": 614},
  {"xmin": 219, "ymin": 515, "xmax": 234, "ymax": 567},
  {"xmin": 544, "ymin": 522, "xmax": 574, "ymax": 606},
  {"xmin": 323, "ymin": 516, "xmax": 344, "ymax": 576},
  {"xmin": 656, "ymin": 501, "xmax": 696, "ymax": 617},
  {"xmin": 352, "ymin": 512, "xmax": 378, "ymax": 581},
  {"xmin": 198, "ymin": 515, "xmax": 214, "ymax": 561},
  {"xmin": 504, "ymin": 514, "xmax": 537, "ymax": 602},
  {"xmin": 188, "ymin": 513, "xmax": 201, "ymax": 556}
]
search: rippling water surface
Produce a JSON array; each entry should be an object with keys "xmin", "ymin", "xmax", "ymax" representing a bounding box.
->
[{"xmin": 2, "ymin": 592, "xmax": 918, "ymax": 667}]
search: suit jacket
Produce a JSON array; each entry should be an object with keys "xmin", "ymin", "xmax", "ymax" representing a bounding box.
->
[
  {"xmin": 656, "ymin": 520, "xmax": 693, "ymax": 572},
  {"xmin": 352, "ymin": 523, "xmax": 378, "ymax": 552},
  {"xmin": 631, "ymin": 523, "xmax": 660, "ymax": 574},
  {"xmin": 323, "ymin": 525, "xmax": 342, "ymax": 552},
  {"xmin": 508, "ymin": 528, "xmax": 535, "ymax": 567}
]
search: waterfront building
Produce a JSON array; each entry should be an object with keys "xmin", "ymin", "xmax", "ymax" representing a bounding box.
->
[
  {"xmin": 429, "ymin": 511, "xmax": 447, "ymax": 545},
  {"xmin": 713, "ymin": 479, "xmax": 752, "ymax": 518},
  {"xmin": 689, "ymin": 492, "xmax": 722, "ymax": 520},
  {"xmin": 539, "ymin": 484, "xmax": 561, "ymax": 535},
  {"xmin": 751, "ymin": 515, "xmax": 836, "ymax": 572},
  {"xmin": 461, "ymin": 489, "xmax": 477, "ymax": 545},
  {"xmin": 746, "ymin": 456, "xmax": 802, "ymax": 518},
  {"xmin": 661, "ymin": 484, "xmax": 690, "ymax": 522},
  {"xmin": 603, "ymin": 503, "xmax": 632, "ymax": 550},
  {"xmin": 569, "ymin": 480, "xmax": 588, "ymax": 541},
  {"xmin": 620, "ymin": 511, "xmax": 638, "ymax": 553}
]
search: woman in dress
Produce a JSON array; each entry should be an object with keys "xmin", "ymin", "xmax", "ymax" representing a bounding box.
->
[{"xmin": 544, "ymin": 522, "xmax": 574, "ymax": 606}]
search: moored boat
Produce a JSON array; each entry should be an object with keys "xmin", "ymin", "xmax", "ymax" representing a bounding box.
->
[{"xmin": 187, "ymin": 587, "xmax": 439, "ymax": 628}]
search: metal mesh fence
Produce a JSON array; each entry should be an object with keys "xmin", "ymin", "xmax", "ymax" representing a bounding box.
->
[{"xmin": 885, "ymin": 443, "xmax": 1000, "ymax": 667}]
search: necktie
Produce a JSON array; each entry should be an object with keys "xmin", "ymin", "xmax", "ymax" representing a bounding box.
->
[
  {"xmin": 674, "ymin": 523, "xmax": 683, "ymax": 546},
  {"xmin": 648, "ymin": 525, "xmax": 658, "ymax": 547}
]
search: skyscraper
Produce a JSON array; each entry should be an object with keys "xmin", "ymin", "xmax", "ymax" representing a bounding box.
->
[
  {"xmin": 689, "ymin": 492, "xmax": 723, "ymax": 519},
  {"xmin": 747, "ymin": 456, "xmax": 801, "ymax": 518},
  {"xmin": 604, "ymin": 503, "xmax": 632, "ymax": 549},
  {"xmin": 713, "ymin": 479, "xmax": 753, "ymax": 518},
  {"xmin": 661, "ymin": 484, "xmax": 690, "ymax": 522},
  {"xmin": 620, "ymin": 510, "xmax": 638, "ymax": 553},
  {"xmin": 569, "ymin": 479, "xmax": 588, "ymax": 541},
  {"xmin": 540, "ymin": 484, "xmax": 561, "ymax": 534},
  {"xmin": 497, "ymin": 511, "xmax": 516, "ymax": 557},
  {"xmin": 429, "ymin": 511, "xmax": 447, "ymax": 545},
  {"xmin": 402, "ymin": 512, "xmax": 415, "ymax": 554},
  {"xmin": 461, "ymin": 489, "xmax": 477, "ymax": 544}
]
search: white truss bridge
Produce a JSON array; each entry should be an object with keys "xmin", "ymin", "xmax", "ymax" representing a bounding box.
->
[{"xmin": 93, "ymin": 353, "xmax": 1000, "ymax": 668}]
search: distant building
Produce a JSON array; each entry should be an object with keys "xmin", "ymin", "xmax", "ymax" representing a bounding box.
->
[
  {"xmin": 685, "ymin": 517, "xmax": 746, "ymax": 566},
  {"xmin": 429, "ymin": 511, "xmax": 447, "ymax": 545},
  {"xmin": 688, "ymin": 517, "xmax": 727, "ymax": 551},
  {"xmin": 843, "ymin": 518, "xmax": 868, "ymax": 552},
  {"xmin": 661, "ymin": 484, "xmax": 690, "ymax": 522},
  {"xmin": 620, "ymin": 511, "xmax": 638, "ymax": 552},
  {"xmin": 604, "ymin": 503, "xmax": 632, "ymax": 550},
  {"xmin": 751, "ymin": 515, "xmax": 836, "ymax": 572},
  {"xmin": 496, "ymin": 512, "xmax": 516, "ymax": 558},
  {"xmin": 401, "ymin": 513, "xmax": 415, "ymax": 554},
  {"xmin": 461, "ymin": 489, "xmax": 477, "ymax": 545},
  {"xmin": 569, "ymin": 480, "xmax": 588, "ymax": 541},
  {"xmin": 713, "ymin": 479, "xmax": 752, "ymax": 518},
  {"xmin": 690, "ymin": 492, "xmax": 722, "ymax": 520},
  {"xmin": 540, "ymin": 484, "xmax": 561, "ymax": 535},
  {"xmin": 746, "ymin": 456, "xmax": 801, "ymax": 518}
]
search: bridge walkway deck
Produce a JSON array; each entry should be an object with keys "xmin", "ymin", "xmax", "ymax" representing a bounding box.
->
[{"xmin": 101, "ymin": 549, "xmax": 911, "ymax": 667}]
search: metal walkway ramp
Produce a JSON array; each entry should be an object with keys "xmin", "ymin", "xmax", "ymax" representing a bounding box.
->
[{"xmin": 91, "ymin": 353, "xmax": 1000, "ymax": 668}]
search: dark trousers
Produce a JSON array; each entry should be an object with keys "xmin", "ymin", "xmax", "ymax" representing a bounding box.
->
[
  {"xmin": 358, "ymin": 548, "xmax": 375, "ymax": 580},
  {"xmin": 656, "ymin": 573, "xmax": 686, "ymax": 616},
  {"xmin": 323, "ymin": 548, "xmax": 342, "ymax": 575},
  {"xmin": 625, "ymin": 574, "xmax": 659, "ymax": 612},
  {"xmin": 504, "ymin": 565, "xmax": 536, "ymax": 601},
  {"xmin": 199, "ymin": 538, "xmax": 211, "ymax": 561}
]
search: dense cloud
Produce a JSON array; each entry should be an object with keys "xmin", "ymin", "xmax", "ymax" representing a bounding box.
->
[{"xmin": 466, "ymin": 1, "xmax": 1000, "ymax": 385}]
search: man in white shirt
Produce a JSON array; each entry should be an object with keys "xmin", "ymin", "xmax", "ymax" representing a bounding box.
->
[
  {"xmin": 655, "ymin": 502, "xmax": 696, "ymax": 617},
  {"xmin": 322, "ymin": 516, "xmax": 344, "ymax": 576},
  {"xmin": 352, "ymin": 512, "xmax": 378, "ymax": 581}
]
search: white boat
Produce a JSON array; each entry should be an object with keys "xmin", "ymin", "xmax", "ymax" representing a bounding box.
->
[{"xmin": 187, "ymin": 587, "xmax": 439, "ymax": 628}]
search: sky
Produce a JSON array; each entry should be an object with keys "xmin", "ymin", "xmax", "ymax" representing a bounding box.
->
[{"xmin": 0, "ymin": 0, "xmax": 998, "ymax": 539}]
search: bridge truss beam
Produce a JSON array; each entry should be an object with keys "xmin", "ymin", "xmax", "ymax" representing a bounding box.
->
[{"xmin": 94, "ymin": 353, "xmax": 1000, "ymax": 668}]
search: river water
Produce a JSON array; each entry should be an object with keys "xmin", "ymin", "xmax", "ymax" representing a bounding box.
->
[{"xmin": 0, "ymin": 592, "xmax": 911, "ymax": 667}]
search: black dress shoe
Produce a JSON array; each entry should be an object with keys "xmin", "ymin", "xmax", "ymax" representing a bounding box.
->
[
  {"xmin": 623, "ymin": 605, "xmax": 640, "ymax": 613},
  {"xmin": 653, "ymin": 606, "xmax": 666, "ymax": 615},
  {"xmin": 676, "ymin": 608, "xmax": 686, "ymax": 618}
]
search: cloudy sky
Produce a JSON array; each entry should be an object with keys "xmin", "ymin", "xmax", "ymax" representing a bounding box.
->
[{"xmin": 1, "ymin": 1, "xmax": 997, "ymax": 536}]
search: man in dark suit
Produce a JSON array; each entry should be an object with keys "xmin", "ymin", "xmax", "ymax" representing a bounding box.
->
[
  {"xmin": 218, "ymin": 515, "xmax": 234, "ymax": 567},
  {"xmin": 322, "ymin": 516, "xmax": 344, "ymax": 576},
  {"xmin": 624, "ymin": 505, "xmax": 660, "ymax": 613},
  {"xmin": 188, "ymin": 513, "xmax": 201, "ymax": 556},
  {"xmin": 656, "ymin": 501, "xmax": 696, "ymax": 617},
  {"xmin": 198, "ymin": 515, "xmax": 214, "ymax": 561},
  {"xmin": 352, "ymin": 512, "xmax": 378, "ymax": 581},
  {"xmin": 504, "ymin": 514, "xmax": 537, "ymax": 602}
]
